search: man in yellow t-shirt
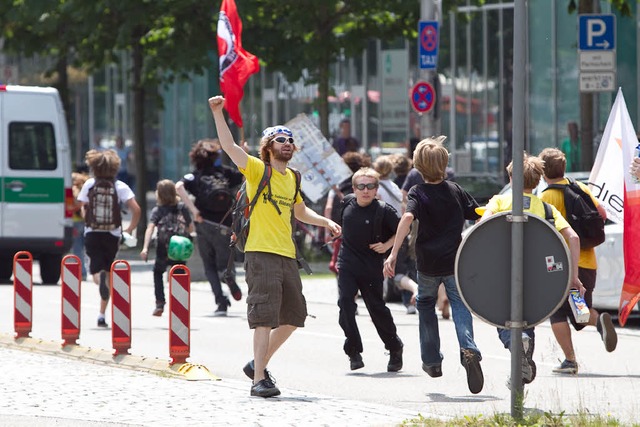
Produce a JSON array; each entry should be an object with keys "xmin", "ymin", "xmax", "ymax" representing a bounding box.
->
[
  {"xmin": 482, "ymin": 153, "xmax": 583, "ymax": 388},
  {"xmin": 539, "ymin": 148, "xmax": 617, "ymax": 375},
  {"xmin": 209, "ymin": 96, "xmax": 342, "ymax": 399}
]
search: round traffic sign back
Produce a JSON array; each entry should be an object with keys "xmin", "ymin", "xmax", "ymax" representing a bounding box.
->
[
  {"xmin": 410, "ymin": 81, "xmax": 435, "ymax": 114},
  {"xmin": 455, "ymin": 212, "xmax": 571, "ymax": 328}
]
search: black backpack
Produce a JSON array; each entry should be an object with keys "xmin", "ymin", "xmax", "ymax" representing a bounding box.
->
[
  {"xmin": 196, "ymin": 171, "xmax": 234, "ymax": 213},
  {"xmin": 85, "ymin": 178, "xmax": 121, "ymax": 231},
  {"xmin": 543, "ymin": 178, "xmax": 605, "ymax": 249},
  {"xmin": 156, "ymin": 203, "xmax": 191, "ymax": 250},
  {"xmin": 330, "ymin": 178, "xmax": 354, "ymax": 225}
]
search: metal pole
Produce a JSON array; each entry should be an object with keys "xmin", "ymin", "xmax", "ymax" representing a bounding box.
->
[
  {"xmin": 420, "ymin": 0, "xmax": 437, "ymax": 138},
  {"xmin": 510, "ymin": 0, "xmax": 526, "ymax": 418}
]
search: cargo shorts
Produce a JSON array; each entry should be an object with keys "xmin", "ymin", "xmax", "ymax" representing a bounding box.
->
[{"xmin": 244, "ymin": 252, "xmax": 307, "ymax": 329}]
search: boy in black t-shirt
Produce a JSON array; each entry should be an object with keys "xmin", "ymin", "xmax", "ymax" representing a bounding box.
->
[
  {"xmin": 337, "ymin": 167, "xmax": 404, "ymax": 372},
  {"xmin": 141, "ymin": 180, "xmax": 194, "ymax": 316},
  {"xmin": 384, "ymin": 137, "xmax": 484, "ymax": 394}
]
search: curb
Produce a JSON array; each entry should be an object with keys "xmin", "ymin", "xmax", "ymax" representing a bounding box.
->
[{"xmin": 0, "ymin": 333, "xmax": 214, "ymax": 380}]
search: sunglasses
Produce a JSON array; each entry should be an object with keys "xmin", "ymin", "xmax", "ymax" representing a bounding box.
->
[
  {"xmin": 272, "ymin": 136, "xmax": 295, "ymax": 145},
  {"xmin": 355, "ymin": 183, "xmax": 378, "ymax": 190}
]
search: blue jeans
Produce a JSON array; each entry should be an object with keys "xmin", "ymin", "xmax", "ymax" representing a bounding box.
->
[
  {"xmin": 416, "ymin": 272, "xmax": 481, "ymax": 367},
  {"xmin": 497, "ymin": 327, "xmax": 535, "ymax": 350},
  {"xmin": 195, "ymin": 221, "xmax": 236, "ymax": 306}
]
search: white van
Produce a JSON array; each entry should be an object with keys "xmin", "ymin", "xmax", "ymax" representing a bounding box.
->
[{"xmin": 0, "ymin": 85, "xmax": 74, "ymax": 284}]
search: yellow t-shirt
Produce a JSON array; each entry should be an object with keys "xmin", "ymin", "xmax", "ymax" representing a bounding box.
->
[
  {"xmin": 240, "ymin": 156, "xmax": 303, "ymax": 259},
  {"xmin": 485, "ymin": 192, "xmax": 570, "ymax": 232},
  {"xmin": 539, "ymin": 179, "xmax": 599, "ymax": 269}
]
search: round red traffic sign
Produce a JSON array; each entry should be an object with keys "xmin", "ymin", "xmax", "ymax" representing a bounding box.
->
[
  {"xmin": 420, "ymin": 24, "xmax": 438, "ymax": 52},
  {"xmin": 410, "ymin": 81, "xmax": 435, "ymax": 114}
]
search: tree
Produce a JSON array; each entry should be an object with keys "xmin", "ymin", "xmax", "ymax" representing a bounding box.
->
[
  {"xmin": 69, "ymin": 0, "xmax": 218, "ymax": 243},
  {"xmin": 239, "ymin": 0, "xmax": 420, "ymax": 138},
  {"xmin": 0, "ymin": 0, "xmax": 89, "ymax": 134}
]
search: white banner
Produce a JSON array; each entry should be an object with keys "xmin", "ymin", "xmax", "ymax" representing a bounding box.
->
[
  {"xmin": 588, "ymin": 88, "xmax": 637, "ymax": 224},
  {"xmin": 286, "ymin": 114, "xmax": 352, "ymax": 203}
]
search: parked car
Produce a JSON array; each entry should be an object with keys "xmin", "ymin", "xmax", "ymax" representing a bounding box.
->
[{"xmin": 476, "ymin": 172, "xmax": 628, "ymax": 312}]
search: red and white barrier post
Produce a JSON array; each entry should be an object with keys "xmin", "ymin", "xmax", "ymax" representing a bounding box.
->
[
  {"xmin": 110, "ymin": 260, "xmax": 131, "ymax": 356},
  {"xmin": 61, "ymin": 254, "xmax": 82, "ymax": 346},
  {"xmin": 13, "ymin": 251, "xmax": 33, "ymax": 339},
  {"xmin": 169, "ymin": 264, "xmax": 191, "ymax": 365}
]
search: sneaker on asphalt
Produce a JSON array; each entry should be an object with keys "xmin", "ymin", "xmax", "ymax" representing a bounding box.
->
[
  {"xmin": 597, "ymin": 312, "xmax": 618, "ymax": 352},
  {"xmin": 213, "ymin": 299, "xmax": 230, "ymax": 317},
  {"xmin": 97, "ymin": 318, "xmax": 108, "ymax": 328},
  {"xmin": 461, "ymin": 348, "xmax": 484, "ymax": 394},
  {"xmin": 553, "ymin": 358, "xmax": 578, "ymax": 374},
  {"xmin": 250, "ymin": 379, "xmax": 281, "ymax": 398},
  {"xmin": 153, "ymin": 301, "xmax": 165, "ymax": 317},
  {"xmin": 349, "ymin": 353, "xmax": 364, "ymax": 371},
  {"xmin": 387, "ymin": 346, "xmax": 403, "ymax": 372},
  {"xmin": 422, "ymin": 363, "xmax": 443, "ymax": 378},
  {"xmin": 406, "ymin": 305, "xmax": 417, "ymax": 315},
  {"xmin": 243, "ymin": 360, "xmax": 274, "ymax": 383},
  {"xmin": 521, "ymin": 335, "xmax": 536, "ymax": 384}
]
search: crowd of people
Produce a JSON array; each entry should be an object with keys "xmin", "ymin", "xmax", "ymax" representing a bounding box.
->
[{"xmin": 68, "ymin": 96, "xmax": 636, "ymax": 399}]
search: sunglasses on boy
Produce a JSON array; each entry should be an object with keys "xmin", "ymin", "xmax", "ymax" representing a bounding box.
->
[
  {"xmin": 272, "ymin": 136, "xmax": 295, "ymax": 145},
  {"xmin": 354, "ymin": 183, "xmax": 378, "ymax": 191}
]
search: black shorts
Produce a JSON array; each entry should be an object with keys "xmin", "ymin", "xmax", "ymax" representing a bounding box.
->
[
  {"xmin": 84, "ymin": 232, "xmax": 120, "ymax": 274},
  {"xmin": 549, "ymin": 267, "xmax": 596, "ymax": 331}
]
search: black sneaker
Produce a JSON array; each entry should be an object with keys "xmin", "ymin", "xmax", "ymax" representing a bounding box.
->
[
  {"xmin": 461, "ymin": 348, "xmax": 484, "ymax": 394},
  {"xmin": 250, "ymin": 379, "xmax": 280, "ymax": 398},
  {"xmin": 597, "ymin": 312, "xmax": 618, "ymax": 352},
  {"xmin": 243, "ymin": 360, "xmax": 274, "ymax": 383},
  {"xmin": 349, "ymin": 353, "xmax": 364, "ymax": 370},
  {"xmin": 97, "ymin": 318, "xmax": 108, "ymax": 328},
  {"xmin": 213, "ymin": 298, "xmax": 230, "ymax": 317},
  {"xmin": 422, "ymin": 363, "xmax": 443, "ymax": 378},
  {"xmin": 387, "ymin": 346, "xmax": 403, "ymax": 372}
]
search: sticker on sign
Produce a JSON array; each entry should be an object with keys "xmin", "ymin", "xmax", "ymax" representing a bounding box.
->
[{"xmin": 579, "ymin": 72, "xmax": 616, "ymax": 92}]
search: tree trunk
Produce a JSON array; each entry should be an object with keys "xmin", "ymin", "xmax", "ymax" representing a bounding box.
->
[
  {"xmin": 318, "ymin": 60, "xmax": 330, "ymax": 138},
  {"xmin": 578, "ymin": 0, "xmax": 595, "ymax": 170},
  {"xmin": 132, "ymin": 38, "xmax": 148, "ymax": 246}
]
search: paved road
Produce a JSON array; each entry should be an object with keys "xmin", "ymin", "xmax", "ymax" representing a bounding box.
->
[{"xmin": 1, "ymin": 254, "xmax": 640, "ymax": 426}]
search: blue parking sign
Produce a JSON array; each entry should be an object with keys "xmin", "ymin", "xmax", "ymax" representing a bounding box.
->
[
  {"xmin": 418, "ymin": 21, "xmax": 439, "ymax": 70},
  {"xmin": 579, "ymin": 14, "xmax": 615, "ymax": 51}
]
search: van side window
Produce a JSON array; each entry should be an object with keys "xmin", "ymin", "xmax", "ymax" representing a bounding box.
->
[{"xmin": 9, "ymin": 122, "xmax": 57, "ymax": 170}]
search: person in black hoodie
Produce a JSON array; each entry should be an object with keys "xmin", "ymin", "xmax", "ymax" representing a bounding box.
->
[{"xmin": 176, "ymin": 138, "xmax": 244, "ymax": 316}]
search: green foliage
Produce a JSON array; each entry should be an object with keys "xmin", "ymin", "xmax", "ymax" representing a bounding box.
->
[{"xmin": 400, "ymin": 410, "xmax": 633, "ymax": 426}]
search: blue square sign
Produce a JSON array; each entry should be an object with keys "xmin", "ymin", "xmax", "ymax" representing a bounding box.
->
[
  {"xmin": 579, "ymin": 14, "xmax": 615, "ymax": 51},
  {"xmin": 418, "ymin": 21, "xmax": 439, "ymax": 70}
]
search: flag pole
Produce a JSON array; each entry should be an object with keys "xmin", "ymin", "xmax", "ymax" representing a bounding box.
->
[{"xmin": 238, "ymin": 104, "xmax": 245, "ymax": 143}]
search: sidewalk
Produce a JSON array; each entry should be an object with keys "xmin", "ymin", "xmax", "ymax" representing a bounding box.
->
[{"xmin": 0, "ymin": 345, "xmax": 417, "ymax": 426}]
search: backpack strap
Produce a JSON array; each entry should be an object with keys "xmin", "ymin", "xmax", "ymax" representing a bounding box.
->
[
  {"xmin": 373, "ymin": 200, "xmax": 387, "ymax": 242},
  {"xmin": 542, "ymin": 201, "xmax": 555, "ymax": 226},
  {"xmin": 287, "ymin": 167, "xmax": 312, "ymax": 275},
  {"xmin": 378, "ymin": 181, "xmax": 402, "ymax": 204}
]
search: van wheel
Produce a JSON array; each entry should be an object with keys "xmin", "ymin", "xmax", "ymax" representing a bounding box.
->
[
  {"xmin": 39, "ymin": 254, "xmax": 62, "ymax": 284},
  {"xmin": 0, "ymin": 257, "xmax": 12, "ymax": 283}
]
